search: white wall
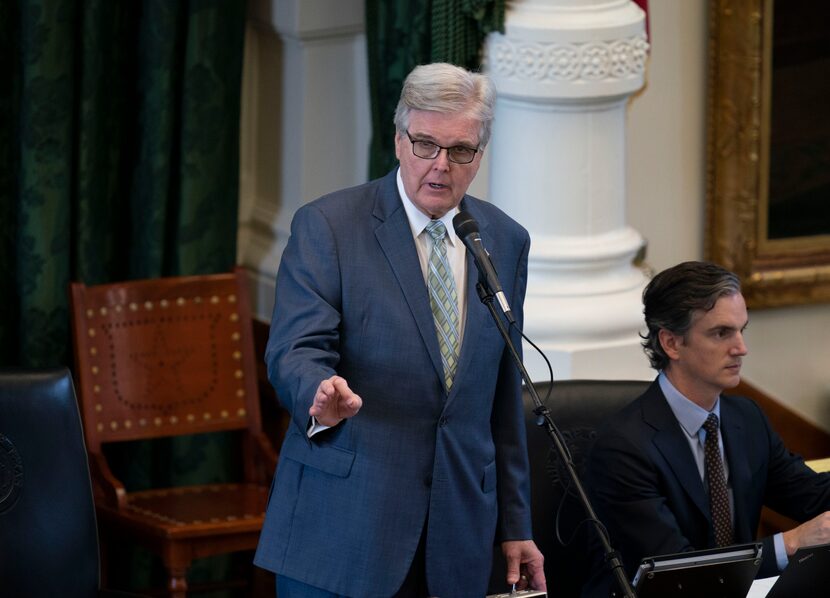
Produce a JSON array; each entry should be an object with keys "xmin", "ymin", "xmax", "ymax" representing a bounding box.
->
[
  {"xmin": 626, "ymin": 0, "xmax": 830, "ymax": 429},
  {"xmin": 239, "ymin": 0, "xmax": 830, "ymax": 430}
]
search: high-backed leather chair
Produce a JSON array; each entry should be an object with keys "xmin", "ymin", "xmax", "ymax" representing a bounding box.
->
[
  {"xmin": 0, "ymin": 367, "xmax": 141, "ymax": 598},
  {"xmin": 68, "ymin": 268, "xmax": 278, "ymax": 597},
  {"xmin": 489, "ymin": 379, "xmax": 650, "ymax": 597}
]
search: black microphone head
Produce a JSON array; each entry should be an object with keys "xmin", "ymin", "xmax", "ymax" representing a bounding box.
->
[{"xmin": 453, "ymin": 211, "xmax": 479, "ymax": 238}]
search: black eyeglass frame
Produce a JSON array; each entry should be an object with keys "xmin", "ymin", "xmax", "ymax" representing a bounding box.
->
[{"xmin": 405, "ymin": 130, "xmax": 480, "ymax": 165}]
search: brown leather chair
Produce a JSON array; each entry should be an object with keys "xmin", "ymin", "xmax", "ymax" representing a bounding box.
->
[
  {"xmin": 0, "ymin": 367, "xmax": 144, "ymax": 598},
  {"xmin": 489, "ymin": 379, "xmax": 650, "ymax": 598},
  {"xmin": 68, "ymin": 268, "xmax": 278, "ymax": 597}
]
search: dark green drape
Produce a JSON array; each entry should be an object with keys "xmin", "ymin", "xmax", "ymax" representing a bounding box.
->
[
  {"xmin": 365, "ymin": 0, "xmax": 505, "ymax": 179},
  {"xmin": 0, "ymin": 0, "xmax": 247, "ymax": 592},
  {"xmin": 0, "ymin": 0, "xmax": 245, "ymax": 369}
]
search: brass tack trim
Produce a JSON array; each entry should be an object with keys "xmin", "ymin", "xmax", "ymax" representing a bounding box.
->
[
  {"xmin": 237, "ymin": 408, "xmax": 246, "ymax": 417},
  {"xmin": 154, "ymin": 417, "xmax": 162, "ymax": 426},
  {"xmin": 231, "ymin": 332, "xmax": 240, "ymax": 341},
  {"xmin": 187, "ymin": 414, "xmax": 195, "ymax": 422},
  {"xmin": 90, "ymin": 347, "xmax": 97, "ymax": 356},
  {"xmin": 203, "ymin": 412, "xmax": 212, "ymax": 420},
  {"xmin": 95, "ymin": 404, "xmax": 103, "ymax": 412},
  {"xmin": 124, "ymin": 420, "xmax": 132, "ymax": 429},
  {"xmin": 99, "ymin": 307, "xmax": 108, "ymax": 316},
  {"xmin": 220, "ymin": 410, "xmax": 229, "ymax": 418},
  {"xmin": 129, "ymin": 302, "xmax": 138, "ymax": 311},
  {"xmin": 176, "ymin": 297, "xmax": 185, "ymax": 306},
  {"xmin": 228, "ymin": 294, "xmax": 237, "ymax": 303},
  {"xmin": 139, "ymin": 418, "xmax": 147, "ymax": 427},
  {"xmin": 88, "ymin": 329, "xmax": 95, "ymax": 337},
  {"xmin": 170, "ymin": 416, "xmax": 178, "ymax": 424},
  {"xmin": 236, "ymin": 389, "xmax": 245, "ymax": 398},
  {"xmin": 210, "ymin": 295, "xmax": 219, "ymax": 304},
  {"xmin": 110, "ymin": 421, "xmax": 118, "ymax": 430},
  {"xmin": 144, "ymin": 301, "xmax": 153, "ymax": 310},
  {"xmin": 97, "ymin": 423, "xmax": 103, "ymax": 432},
  {"xmin": 229, "ymin": 313, "xmax": 239, "ymax": 322},
  {"xmin": 93, "ymin": 385, "xmax": 101, "ymax": 393},
  {"xmin": 86, "ymin": 309, "xmax": 94, "ymax": 318}
]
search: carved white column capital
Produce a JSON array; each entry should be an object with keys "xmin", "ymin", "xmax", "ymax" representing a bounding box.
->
[
  {"xmin": 490, "ymin": 0, "xmax": 648, "ymax": 99},
  {"xmin": 486, "ymin": 0, "xmax": 653, "ymax": 380}
]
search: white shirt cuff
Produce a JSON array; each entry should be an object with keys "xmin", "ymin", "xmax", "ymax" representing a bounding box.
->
[{"xmin": 307, "ymin": 416, "xmax": 331, "ymax": 438}]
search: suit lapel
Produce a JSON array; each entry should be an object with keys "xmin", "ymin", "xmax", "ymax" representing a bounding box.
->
[
  {"xmin": 644, "ymin": 384, "xmax": 711, "ymax": 521},
  {"xmin": 448, "ymin": 199, "xmax": 496, "ymax": 401},
  {"xmin": 720, "ymin": 397, "xmax": 754, "ymax": 541},
  {"xmin": 372, "ymin": 173, "xmax": 446, "ymax": 387}
]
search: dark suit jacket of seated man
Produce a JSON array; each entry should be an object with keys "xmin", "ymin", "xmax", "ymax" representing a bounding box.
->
[{"xmin": 581, "ymin": 261, "xmax": 830, "ymax": 597}]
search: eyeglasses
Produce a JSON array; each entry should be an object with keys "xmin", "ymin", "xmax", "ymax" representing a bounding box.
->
[{"xmin": 405, "ymin": 130, "xmax": 479, "ymax": 165}]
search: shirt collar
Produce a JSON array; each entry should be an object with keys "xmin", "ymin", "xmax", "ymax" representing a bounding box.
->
[
  {"xmin": 396, "ymin": 168, "xmax": 460, "ymax": 246},
  {"xmin": 659, "ymin": 371, "xmax": 721, "ymax": 438}
]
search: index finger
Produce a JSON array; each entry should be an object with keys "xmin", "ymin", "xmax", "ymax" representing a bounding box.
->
[{"xmin": 330, "ymin": 376, "xmax": 357, "ymax": 399}]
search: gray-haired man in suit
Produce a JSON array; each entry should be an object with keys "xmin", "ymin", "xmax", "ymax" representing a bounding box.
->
[{"xmin": 254, "ymin": 63, "xmax": 546, "ymax": 598}]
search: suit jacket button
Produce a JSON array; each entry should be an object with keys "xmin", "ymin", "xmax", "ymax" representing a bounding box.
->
[{"xmin": 425, "ymin": 474, "xmax": 433, "ymax": 487}]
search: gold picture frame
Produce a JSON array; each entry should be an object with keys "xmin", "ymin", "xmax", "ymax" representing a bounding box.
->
[{"xmin": 705, "ymin": 0, "xmax": 830, "ymax": 308}]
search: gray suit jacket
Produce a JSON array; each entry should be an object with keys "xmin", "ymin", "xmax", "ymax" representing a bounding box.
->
[{"xmin": 254, "ymin": 170, "xmax": 533, "ymax": 597}]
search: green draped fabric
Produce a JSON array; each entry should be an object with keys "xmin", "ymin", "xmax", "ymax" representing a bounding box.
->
[
  {"xmin": 0, "ymin": 0, "xmax": 246, "ymax": 592},
  {"xmin": 365, "ymin": 0, "xmax": 506, "ymax": 179}
]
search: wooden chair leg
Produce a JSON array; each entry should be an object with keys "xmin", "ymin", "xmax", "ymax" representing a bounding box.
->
[{"xmin": 167, "ymin": 565, "xmax": 189, "ymax": 598}]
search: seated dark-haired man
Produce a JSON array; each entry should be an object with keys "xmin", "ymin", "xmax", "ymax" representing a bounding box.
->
[{"xmin": 582, "ymin": 261, "xmax": 830, "ymax": 595}]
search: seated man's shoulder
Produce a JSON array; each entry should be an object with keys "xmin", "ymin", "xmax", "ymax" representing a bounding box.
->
[{"xmin": 720, "ymin": 392, "xmax": 767, "ymax": 422}]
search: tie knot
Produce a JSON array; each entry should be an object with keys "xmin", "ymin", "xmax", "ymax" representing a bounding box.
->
[
  {"xmin": 703, "ymin": 412, "xmax": 719, "ymax": 434},
  {"xmin": 426, "ymin": 220, "xmax": 447, "ymax": 242}
]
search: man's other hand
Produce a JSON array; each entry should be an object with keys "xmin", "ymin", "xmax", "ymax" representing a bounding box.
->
[
  {"xmin": 783, "ymin": 511, "xmax": 830, "ymax": 555},
  {"xmin": 502, "ymin": 539, "xmax": 546, "ymax": 591}
]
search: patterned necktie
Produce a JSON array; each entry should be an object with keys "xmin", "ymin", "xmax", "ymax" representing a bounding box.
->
[
  {"xmin": 703, "ymin": 413, "xmax": 734, "ymax": 547},
  {"xmin": 426, "ymin": 220, "xmax": 460, "ymax": 391}
]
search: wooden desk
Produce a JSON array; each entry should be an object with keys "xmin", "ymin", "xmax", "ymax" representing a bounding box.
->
[{"xmin": 805, "ymin": 457, "xmax": 830, "ymax": 473}]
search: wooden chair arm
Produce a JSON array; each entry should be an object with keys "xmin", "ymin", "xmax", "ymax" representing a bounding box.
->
[
  {"xmin": 88, "ymin": 452, "xmax": 127, "ymax": 509},
  {"xmin": 250, "ymin": 432, "xmax": 279, "ymax": 483}
]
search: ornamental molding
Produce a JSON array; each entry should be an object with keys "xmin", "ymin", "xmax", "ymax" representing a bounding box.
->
[{"xmin": 489, "ymin": 34, "xmax": 649, "ymax": 83}]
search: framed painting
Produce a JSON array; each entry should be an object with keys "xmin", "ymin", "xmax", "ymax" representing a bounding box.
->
[{"xmin": 706, "ymin": 0, "xmax": 830, "ymax": 308}]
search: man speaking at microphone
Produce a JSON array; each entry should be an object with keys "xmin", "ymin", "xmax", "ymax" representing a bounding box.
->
[{"xmin": 254, "ymin": 62, "xmax": 546, "ymax": 597}]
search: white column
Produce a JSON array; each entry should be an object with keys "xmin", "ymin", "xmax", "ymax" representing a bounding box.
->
[
  {"xmin": 238, "ymin": 0, "xmax": 369, "ymax": 320},
  {"xmin": 486, "ymin": 0, "xmax": 653, "ymax": 381}
]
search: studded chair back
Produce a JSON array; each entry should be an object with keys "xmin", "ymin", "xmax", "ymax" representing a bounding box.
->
[{"xmin": 68, "ymin": 268, "xmax": 277, "ymax": 597}]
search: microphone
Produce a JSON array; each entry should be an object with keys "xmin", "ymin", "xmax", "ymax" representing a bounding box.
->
[{"xmin": 452, "ymin": 211, "xmax": 515, "ymax": 324}]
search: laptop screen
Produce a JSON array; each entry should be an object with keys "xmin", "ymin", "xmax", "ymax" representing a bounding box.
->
[
  {"xmin": 766, "ymin": 542, "xmax": 830, "ymax": 598},
  {"xmin": 633, "ymin": 543, "xmax": 762, "ymax": 598}
]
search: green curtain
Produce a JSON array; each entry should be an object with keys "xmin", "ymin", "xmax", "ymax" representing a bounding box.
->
[
  {"xmin": 365, "ymin": 0, "xmax": 506, "ymax": 179},
  {"xmin": 0, "ymin": 0, "xmax": 247, "ymax": 592},
  {"xmin": 0, "ymin": 0, "xmax": 245, "ymax": 368}
]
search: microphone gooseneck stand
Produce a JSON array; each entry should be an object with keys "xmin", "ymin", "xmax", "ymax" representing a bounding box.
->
[{"xmin": 475, "ymin": 281, "xmax": 636, "ymax": 598}]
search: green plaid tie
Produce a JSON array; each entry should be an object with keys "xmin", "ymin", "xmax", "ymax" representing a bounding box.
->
[{"xmin": 426, "ymin": 220, "xmax": 460, "ymax": 391}]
